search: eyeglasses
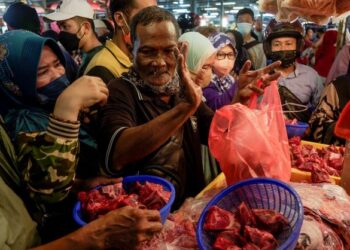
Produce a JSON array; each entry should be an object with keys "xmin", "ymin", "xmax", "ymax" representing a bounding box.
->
[{"xmin": 217, "ymin": 52, "xmax": 235, "ymax": 60}]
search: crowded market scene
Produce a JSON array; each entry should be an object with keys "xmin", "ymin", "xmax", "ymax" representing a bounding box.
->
[{"xmin": 1, "ymin": 0, "xmax": 350, "ymax": 249}]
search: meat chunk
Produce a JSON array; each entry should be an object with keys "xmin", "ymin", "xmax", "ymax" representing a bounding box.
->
[
  {"xmin": 238, "ymin": 202, "xmax": 256, "ymax": 227},
  {"xmin": 244, "ymin": 226, "xmax": 278, "ymax": 250},
  {"xmin": 213, "ymin": 230, "xmax": 244, "ymax": 250},
  {"xmin": 204, "ymin": 206, "xmax": 241, "ymax": 231},
  {"xmin": 252, "ymin": 208, "xmax": 290, "ymax": 235}
]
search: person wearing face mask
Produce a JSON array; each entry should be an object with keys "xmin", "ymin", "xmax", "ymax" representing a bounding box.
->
[
  {"xmin": 45, "ymin": 0, "xmax": 103, "ymax": 77},
  {"xmin": 82, "ymin": 0, "xmax": 157, "ymax": 84},
  {"xmin": 0, "ymin": 30, "xmax": 115, "ymax": 241},
  {"xmin": 236, "ymin": 8, "xmax": 266, "ymax": 70},
  {"xmin": 263, "ymin": 19, "xmax": 324, "ymax": 122},
  {"xmin": 201, "ymin": 32, "xmax": 238, "ymax": 111},
  {"xmin": 3, "ymin": 1, "xmax": 78, "ymax": 84},
  {"xmin": 0, "ymin": 30, "xmax": 110, "ymax": 183}
]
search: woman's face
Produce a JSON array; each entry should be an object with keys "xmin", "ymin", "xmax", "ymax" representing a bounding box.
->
[
  {"xmin": 213, "ymin": 45, "xmax": 235, "ymax": 77},
  {"xmin": 191, "ymin": 53, "xmax": 216, "ymax": 88},
  {"xmin": 36, "ymin": 46, "xmax": 65, "ymax": 89}
]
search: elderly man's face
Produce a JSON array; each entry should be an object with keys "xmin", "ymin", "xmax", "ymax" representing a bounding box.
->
[{"xmin": 133, "ymin": 21, "xmax": 178, "ymax": 87}]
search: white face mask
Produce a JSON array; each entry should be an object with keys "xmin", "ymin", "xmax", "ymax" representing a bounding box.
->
[
  {"xmin": 237, "ymin": 23, "xmax": 252, "ymax": 36},
  {"xmin": 213, "ymin": 58, "xmax": 234, "ymax": 77}
]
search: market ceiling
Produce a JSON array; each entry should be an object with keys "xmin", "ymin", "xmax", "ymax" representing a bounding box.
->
[{"xmin": 0, "ymin": 0, "xmax": 260, "ymax": 17}]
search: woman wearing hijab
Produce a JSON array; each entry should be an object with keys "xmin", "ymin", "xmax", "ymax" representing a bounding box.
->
[
  {"xmin": 203, "ymin": 32, "xmax": 238, "ymax": 111},
  {"xmin": 0, "ymin": 30, "xmax": 108, "ymax": 179},
  {"xmin": 178, "ymin": 31, "xmax": 217, "ymax": 89},
  {"xmin": 0, "ymin": 30, "xmax": 110, "ymax": 240},
  {"xmin": 178, "ymin": 31, "xmax": 219, "ymax": 184}
]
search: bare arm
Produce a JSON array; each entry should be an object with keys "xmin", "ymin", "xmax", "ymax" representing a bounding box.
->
[
  {"xmin": 31, "ymin": 206, "xmax": 162, "ymax": 250},
  {"xmin": 113, "ymin": 102, "xmax": 195, "ymax": 169}
]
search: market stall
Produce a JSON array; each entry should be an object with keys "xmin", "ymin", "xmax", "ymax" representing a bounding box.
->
[
  {"xmin": 133, "ymin": 139, "xmax": 350, "ymax": 249},
  {"xmin": 133, "ymin": 101, "xmax": 350, "ymax": 249}
]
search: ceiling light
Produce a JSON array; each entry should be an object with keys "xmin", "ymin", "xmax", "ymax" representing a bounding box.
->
[
  {"xmin": 204, "ymin": 7, "xmax": 218, "ymax": 11},
  {"xmin": 215, "ymin": 2, "xmax": 236, "ymax": 6}
]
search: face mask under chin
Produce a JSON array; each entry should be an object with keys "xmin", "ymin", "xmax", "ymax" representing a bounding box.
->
[{"xmin": 270, "ymin": 50, "xmax": 297, "ymax": 68}]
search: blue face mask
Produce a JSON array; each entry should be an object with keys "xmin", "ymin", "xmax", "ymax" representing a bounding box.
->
[{"xmin": 37, "ymin": 74, "xmax": 70, "ymax": 104}]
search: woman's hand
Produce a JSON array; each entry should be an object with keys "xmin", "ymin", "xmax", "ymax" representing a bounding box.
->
[{"xmin": 53, "ymin": 76, "xmax": 108, "ymax": 121}]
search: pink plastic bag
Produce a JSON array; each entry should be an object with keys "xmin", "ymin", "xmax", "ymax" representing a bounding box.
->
[{"xmin": 208, "ymin": 81, "xmax": 291, "ymax": 185}]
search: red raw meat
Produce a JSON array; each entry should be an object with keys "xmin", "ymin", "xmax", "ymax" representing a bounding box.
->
[
  {"xmin": 311, "ymin": 165, "xmax": 332, "ymax": 183},
  {"xmin": 242, "ymin": 243, "xmax": 260, "ymax": 250},
  {"xmin": 238, "ymin": 202, "xmax": 257, "ymax": 227},
  {"xmin": 244, "ymin": 226, "xmax": 278, "ymax": 250},
  {"xmin": 217, "ymin": 230, "xmax": 247, "ymax": 248},
  {"xmin": 134, "ymin": 181, "xmax": 170, "ymax": 210},
  {"xmin": 252, "ymin": 208, "xmax": 289, "ymax": 235},
  {"xmin": 79, "ymin": 182, "xmax": 170, "ymax": 222},
  {"xmin": 289, "ymin": 138, "xmax": 345, "ymax": 183},
  {"xmin": 101, "ymin": 182, "xmax": 125, "ymax": 198},
  {"xmin": 213, "ymin": 231, "xmax": 240, "ymax": 250},
  {"xmin": 204, "ymin": 206, "xmax": 241, "ymax": 231},
  {"xmin": 204, "ymin": 202, "xmax": 288, "ymax": 250}
]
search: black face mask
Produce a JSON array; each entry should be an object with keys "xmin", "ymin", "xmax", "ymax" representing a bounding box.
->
[
  {"xmin": 270, "ymin": 50, "xmax": 297, "ymax": 68},
  {"xmin": 58, "ymin": 31, "xmax": 80, "ymax": 53}
]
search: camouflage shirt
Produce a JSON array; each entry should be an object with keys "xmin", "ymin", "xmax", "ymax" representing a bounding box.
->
[
  {"xmin": 16, "ymin": 115, "xmax": 80, "ymax": 204},
  {"xmin": 1, "ymin": 115, "xmax": 80, "ymax": 204},
  {"xmin": 0, "ymin": 114, "xmax": 80, "ymax": 247}
]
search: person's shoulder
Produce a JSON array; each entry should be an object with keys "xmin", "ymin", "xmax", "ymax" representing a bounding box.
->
[
  {"xmin": 108, "ymin": 75, "xmax": 138, "ymax": 97},
  {"xmin": 108, "ymin": 76, "xmax": 129, "ymax": 90},
  {"xmin": 297, "ymin": 63, "xmax": 318, "ymax": 75},
  {"xmin": 90, "ymin": 47, "xmax": 112, "ymax": 63}
]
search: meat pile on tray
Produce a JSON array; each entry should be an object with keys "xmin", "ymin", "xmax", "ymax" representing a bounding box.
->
[
  {"xmin": 78, "ymin": 182, "xmax": 171, "ymax": 222},
  {"xmin": 289, "ymin": 137, "xmax": 345, "ymax": 183},
  {"xmin": 204, "ymin": 202, "xmax": 290, "ymax": 250},
  {"xmin": 259, "ymin": 0, "xmax": 350, "ymax": 24}
]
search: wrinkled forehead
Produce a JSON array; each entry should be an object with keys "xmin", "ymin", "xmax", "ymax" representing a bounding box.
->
[{"xmin": 134, "ymin": 21, "xmax": 178, "ymax": 49}]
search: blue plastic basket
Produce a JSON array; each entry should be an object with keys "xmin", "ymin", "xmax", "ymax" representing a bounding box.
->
[
  {"xmin": 73, "ymin": 175, "xmax": 176, "ymax": 226},
  {"xmin": 286, "ymin": 122, "xmax": 309, "ymax": 138},
  {"xmin": 197, "ymin": 178, "xmax": 304, "ymax": 250}
]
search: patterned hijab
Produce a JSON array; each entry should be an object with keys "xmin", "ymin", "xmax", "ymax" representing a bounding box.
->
[{"xmin": 208, "ymin": 32, "xmax": 237, "ymax": 93}]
